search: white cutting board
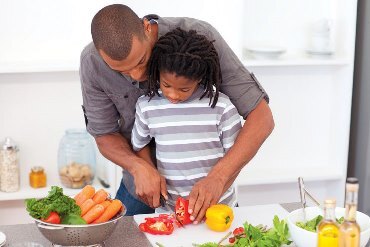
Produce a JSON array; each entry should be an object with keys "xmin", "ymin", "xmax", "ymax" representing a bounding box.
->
[{"xmin": 133, "ymin": 203, "xmax": 290, "ymax": 247}]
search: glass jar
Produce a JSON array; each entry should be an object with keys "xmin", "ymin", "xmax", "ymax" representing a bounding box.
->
[
  {"xmin": 0, "ymin": 137, "xmax": 20, "ymax": 192},
  {"xmin": 58, "ymin": 129, "xmax": 96, "ymax": 189},
  {"xmin": 29, "ymin": 166, "xmax": 47, "ymax": 188}
]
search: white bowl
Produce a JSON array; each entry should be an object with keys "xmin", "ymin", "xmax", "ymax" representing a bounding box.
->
[
  {"xmin": 287, "ymin": 207, "xmax": 370, "ymax": 247},
  {"xmin": 245, "ymin": 46, "xmax": 286, "ymax": 59}
]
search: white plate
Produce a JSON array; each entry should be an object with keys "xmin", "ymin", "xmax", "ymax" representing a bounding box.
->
[
  {"xmin": 306, "ymin": 49, "xmax": 333, "ymax": 56},
  {"xmin": 0, "ymin": 231, "xmax": 6, "ymax": 246},
  {"xmin": 246, "ymin": 46, "xmax": 286, "ymax": 59}
]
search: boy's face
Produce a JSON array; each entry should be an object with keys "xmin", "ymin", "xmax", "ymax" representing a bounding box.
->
[
  {"xmin": 99, "ymin": 35, "xmax": 154, "ymax": 82},
  {"xmin": 159, "ymin": 71, "xmax": 200, "ymax": 104}
]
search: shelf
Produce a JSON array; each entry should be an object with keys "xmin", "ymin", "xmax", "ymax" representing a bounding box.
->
[
  {"xmin": 0, "ymin": 179, "xmax": 112, "ymax": 202},
  {"xmin": 236, "ymin": 165, "xmax": 343, "ymax": 186},
  {"xmin": 0, "ymin": 60, "xmax": 79, "ymax": 74},
  {"xmin": 0, "ymin": 55, "xmax": 351, "ymax": 74},
  {"xmin": 242, "ymin": 56, "xmax": 350, "ymax": 67}
]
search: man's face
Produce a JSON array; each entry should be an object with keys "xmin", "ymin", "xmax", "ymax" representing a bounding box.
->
[{"xmin": 99, "ymin": 35, "xmax": 153, "ymax": 82}]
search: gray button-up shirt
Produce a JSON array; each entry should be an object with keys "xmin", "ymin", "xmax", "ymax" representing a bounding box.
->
[{"xmin": 79, "ymin": 16, "xmax": 269, "ymax": 198}]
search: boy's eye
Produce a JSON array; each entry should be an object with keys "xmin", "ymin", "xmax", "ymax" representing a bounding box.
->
[
  {"xmin": 162, "ymin": 83, "xmax": 170, "ymax": 88},
  {"xmin": 180, "ymin": 89, "xmax": 190, "ymax": 92}
]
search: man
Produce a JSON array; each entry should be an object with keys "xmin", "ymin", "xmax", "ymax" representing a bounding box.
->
[{"xmin": 80, "ymin": 4, "xmax": 274, "ymax": 223}]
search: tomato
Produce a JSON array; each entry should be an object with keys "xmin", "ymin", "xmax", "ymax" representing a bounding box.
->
[
  {"xmin": 229, "ymin": 237, "xmax": 236, "ymax": 243},
  {"xmin": 42, "ymin": 211, "xmax": 61, "ymax": 224},
  {"xmin": 233, "ymin": 227, "xmax": 244, "ymax": 236},
  {"xmin": 175, "ymin": 197, "xmax": 192, "ymax": 225},
  {"xmin": 139, "ymin": 215, "xmax": 174, "ymax": 235}
]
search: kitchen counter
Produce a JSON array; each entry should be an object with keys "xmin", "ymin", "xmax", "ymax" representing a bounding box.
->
[{"xmin": 0, "ymin": 203, "xmax": 300, "ymax": 247}]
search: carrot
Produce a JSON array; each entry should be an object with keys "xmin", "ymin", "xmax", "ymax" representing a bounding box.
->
[
  {"xmin": 92, "ymin": 189, "xmax": 108, "ymax": 204},
  {"xmin": 99, "ymin": 200, "xmax": 111, "ymax": 210},
  {"xmin": 82, "ymin": 204, "xmax": 105, "ymax": 224},
  {"xmin": 80, "ymin": 198, "xmax": 96, "ymax": 216},
  {"xmin": 74, "ymin": 185, "xmax": 95, "ymax": 206},
  {"xmin": 93, "ymin": 199, "xmax": 122, "ymax": 224}
]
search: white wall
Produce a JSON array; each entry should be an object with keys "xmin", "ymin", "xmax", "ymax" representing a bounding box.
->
[
  {"xmin": 0, "ymin": 0, "xmax": 244, "ymax": 69},
  {"xmin": 0, "ymin": 72, "xmax": 83, "ymax": 184}
]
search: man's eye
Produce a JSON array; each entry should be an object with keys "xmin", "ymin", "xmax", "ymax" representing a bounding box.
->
[{"xmin": 138, "ymin": 57, "xmax": 145, "ymax": 65}]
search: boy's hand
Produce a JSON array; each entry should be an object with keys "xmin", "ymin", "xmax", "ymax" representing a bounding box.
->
[{"xmin": 187, "ymin": 175, "xmax": 225, "ymax": 224}]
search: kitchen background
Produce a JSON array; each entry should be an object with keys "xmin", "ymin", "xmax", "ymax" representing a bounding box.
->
[{"xmin": 0, "ymin": 0, "xmax": 367, "ymax": 225}]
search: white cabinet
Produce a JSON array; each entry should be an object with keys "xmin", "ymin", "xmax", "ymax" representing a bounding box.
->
[{"xmin": 235, "ymin": 0, "xmax": 358, "ymax": 206}]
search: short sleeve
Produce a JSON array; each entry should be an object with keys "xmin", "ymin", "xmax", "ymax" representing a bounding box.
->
[
  {"xmin": 219, "ymin": 101, "xmax": 242, "ymax": 153},
  {"xmin": 80, "ymin": 52, "xmax": 120, "ymax": 137},
  {"xmin": 205, "ymin": 23, "xmax": 269, "ymax": 119},
  {"xmin": 131, "ymin": 101, "xmax": 152, "ymax": 151}
]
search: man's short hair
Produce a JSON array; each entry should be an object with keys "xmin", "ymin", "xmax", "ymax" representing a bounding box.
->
[{"xmin": 91, "ymin": 4, "xmax": 145, "ymax": 60}]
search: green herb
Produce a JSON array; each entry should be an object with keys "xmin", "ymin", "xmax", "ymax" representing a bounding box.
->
[
  {"xmin": 193, "ymin": 243, "xmax": 219, "ymax": 247},
  {"xmin": 195, "ymin": 216, "xmax": 292, "ymax": 247},
  {"xmin": 296, "ymin": 215, "xmax": 323, "ymax": 232},
  {"xmin": 336, "ymin": 216, "xmax": 344, "ymax": 224},
  {"xmin": 25, "ymin": 186, "xmax": 81, "ymax": 219},
  {"xmin": 296, "ymin": 215, "xmax": 344, "ymax": 232},
  {"xmin": 61, "ymin": 214, "xmax": 86, "ymax": 225}
]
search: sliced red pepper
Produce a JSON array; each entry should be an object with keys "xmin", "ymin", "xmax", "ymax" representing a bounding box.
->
[
  {"xmin": 175, "ymin": 197, "xmax": 192, "ymax": 225},
  {"xmin": 139, "ymin": 216, "xmax": 174, "ymax": 235}
]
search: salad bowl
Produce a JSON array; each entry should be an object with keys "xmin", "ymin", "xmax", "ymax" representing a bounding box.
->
[{"xmin": 287, "ymin": 206, "xmax": 370, "ymax": 247}]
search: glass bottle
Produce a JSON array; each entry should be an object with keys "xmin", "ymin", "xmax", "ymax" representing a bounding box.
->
[
  {"xmin": 58, "ymin": 129, "xmax": 96, "ymax": 189},
  {"xmin": 29, "ymin": 166, "xmax": 47, "ymax": 188},
  {"xmin": 0, "ymin": 137, "xmax": 20, "ymax": 192},
  {"xmin": 339, "ymin": 177, "xmax": 360, "ymax": 247},
  {"xmin": 317, "ymin": 198, "xmax": 340, "ymax": 247}
]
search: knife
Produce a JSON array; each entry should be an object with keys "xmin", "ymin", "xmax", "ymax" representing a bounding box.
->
[{"xmin": 160, "ymin": 194, "xmax": 186, "ymax": 228}]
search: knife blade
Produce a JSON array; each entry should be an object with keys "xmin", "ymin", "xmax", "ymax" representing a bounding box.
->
[{"xmin": 160, "ymin": 194, "xmax": 186, "ymax": 228}]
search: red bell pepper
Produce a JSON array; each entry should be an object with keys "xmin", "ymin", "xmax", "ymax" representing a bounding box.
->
[
  {"xmin": 139, "ymin": 214, "xmax": 174, "ymax": 235},
  {"xmin": 175, "ymin": 197, "xmax": 192, "ymax": 225}
]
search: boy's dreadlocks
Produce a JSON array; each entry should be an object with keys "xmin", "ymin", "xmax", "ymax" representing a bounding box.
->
[{"xmin": 147, "ymin": 28, "xmax": 222, "ymax": 108}]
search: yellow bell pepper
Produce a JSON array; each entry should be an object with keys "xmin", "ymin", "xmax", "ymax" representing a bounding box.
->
[{"xmin": 205, "ymin": 204, "xmax": 234, "ymax": 232}]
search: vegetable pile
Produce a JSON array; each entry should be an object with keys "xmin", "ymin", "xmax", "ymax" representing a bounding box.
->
[
  {"xmin": 26, "ymin": 186, "xmax": 81, "ymax": 224},
  {"xmin": 194, "ymin": 216, "xmax": 292, "ymax": 247},
  {"xmin": 26, "ymin": 185, "xmax": 123, "ymax": 225},
  {"xmin": 296, "ymin": 215, "xmax": 344, "ymax": 232}
]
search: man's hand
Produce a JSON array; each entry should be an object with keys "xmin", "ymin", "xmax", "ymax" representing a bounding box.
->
[
  {"xmin": 132, "ymin": 162, "xmax": 167, "ymax": 208},
  {"xmin": 95, "ymin": 133, "xmax": 167, "ymax": 208},
  {"xmin": 187, "ymin": 175, "xmax": 225, "ymax": 224}
]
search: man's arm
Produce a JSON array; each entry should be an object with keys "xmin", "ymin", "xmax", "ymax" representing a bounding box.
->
[
  {"xmin": 95, "ymin": 133, "xmax": 166, "ymax": 208},
  {"xmin": 188, "ymin": 99, "xmax": 274, "ymax": 223},
  {"xmin": 136, "ymin": 145, "xmax": 155, "ymax": 167}
]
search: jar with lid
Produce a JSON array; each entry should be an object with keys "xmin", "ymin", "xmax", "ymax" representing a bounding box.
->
[
  {"xmin": 29, "ymin": 166, "xmax": 47, "ymax": 188},
  {"xmin": 58, "ymin": 129, "xmax": 96, "ymax": 189},
  {"xmin": 0, "ymin": 137, "xmax": 20, "ymax": 192}
]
